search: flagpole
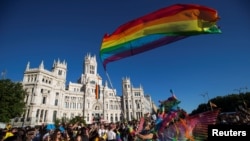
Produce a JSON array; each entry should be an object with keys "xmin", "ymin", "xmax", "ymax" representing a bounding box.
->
[
  {"xmin": 200, "ymin": 93, "xmax": 207, "ymax": 111},
  {"xmin": 205, "ymin": 92, "xmax": 211, "ymax": 111},
  {"xmin": 105, "ymin": 70, "xmax": 125, "ymax": 120},
  {"xmin": 210, "ymin": 101, "xmax": 213, "ymax": 111}
]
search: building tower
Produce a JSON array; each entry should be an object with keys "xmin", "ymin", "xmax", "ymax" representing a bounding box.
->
[
  {"xmin": 84, "ymin": 53, "xmax": 97, "ymax": 75},
  {"xmin": 51, "ymin": 59, "xmax": 67, "ymax": 89},
  {"xmin": 122, "ymin": 77, "xmax": 133, "ymax": 120},
  {"xmin": 79, "ymin": 53, "xmax": 105, "ymax": 123}
]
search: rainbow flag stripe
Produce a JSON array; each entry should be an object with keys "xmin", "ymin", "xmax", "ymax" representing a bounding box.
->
[{"xmin": 100, "ymin": 4, "xmax": 221, "ymax": 69}]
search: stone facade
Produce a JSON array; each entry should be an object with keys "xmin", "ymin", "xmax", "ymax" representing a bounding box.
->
[{"xmin": 14, "ymin": 54, "xmax": 156, "ymax": 126}]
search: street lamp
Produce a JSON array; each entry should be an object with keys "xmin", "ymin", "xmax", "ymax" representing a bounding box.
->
[
  {"xmin": 200, "ymin": 94, "xmax": 206, "ymax": 103},
  {"xmin": 200, "ymin": 92, "xmax": 209, "ymax": 111},
  {"xmin": 82, "ymin": 84, "xmax": 87, "ymax": 121},
  {"xmin": 102, "ymin": 87, "xmax": 105, "ymax": 122},
  {"xmin": 205, "ymin": 92, "xmax": 209, "ymax": 101},
  {"xmin": 200, "ymin": 94, "xmax": 207, "ymax": 111},
  {"xmin": 240, "ymin": 87, "xmax": 248, "ymax": 94},
  {"xmin": 234, "ymin": 87, "xmax": 248, "ymax": 108},
  {"xmin": 233, "ymin": 89, "xmax": 241, "ymax": 94},
  {"xmin": 82, "ymin": 78, "xmax": 90, "ymax": 123}
]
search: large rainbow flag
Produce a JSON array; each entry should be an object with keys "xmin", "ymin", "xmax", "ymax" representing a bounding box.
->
[{"xmin": 100, "ymin": 3, "xmax": 221, "ymax": 69}]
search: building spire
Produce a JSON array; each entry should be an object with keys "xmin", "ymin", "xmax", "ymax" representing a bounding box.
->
[
  {"xmin": 39, "ymin": 60, "xmax": 44, "ymax": 69},
  {"xmin": 26, "ymin": 62, "xmax": 30, "ymax": 71},
  {"xmin": 1, "ymin": 69, "xmax": 7, "ymax": 79}
]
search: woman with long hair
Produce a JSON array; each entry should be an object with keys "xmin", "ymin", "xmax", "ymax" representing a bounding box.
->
[
  {"xmin": 88, "ymin": 124, "xmax": 99, "ymax": 141},
  {"xmin": 50, "ymin": 129, "xmax": 63, "ymax": 141}
]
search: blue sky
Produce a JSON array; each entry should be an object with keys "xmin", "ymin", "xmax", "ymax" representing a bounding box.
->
[{"xmin": 1, "ymin": 0, "xmax": 250, "ymax": 113}]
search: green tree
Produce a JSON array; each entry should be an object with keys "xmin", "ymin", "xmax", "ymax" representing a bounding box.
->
[
  {"xmin": 54, "ymin": 118, "xmax": 61, "ymax": 128},
  {"xmin": 69, "ymin": 116, "xmax": 86, "ymax": 125},
  {"xmin": 190, "ymin": 92, "xmax": 250, "ymax": 115},
  {"xmin": 0, "ymin": 79, "xmax": 26, "ymax": 122}
]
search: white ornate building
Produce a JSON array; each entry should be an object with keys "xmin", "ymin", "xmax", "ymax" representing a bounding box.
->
[{"xmin": 13, "ymin": 54, "xmax": 156, "ymax": 126}]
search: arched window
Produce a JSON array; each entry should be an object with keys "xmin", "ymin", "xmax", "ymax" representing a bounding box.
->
[
  {"xmin": 40, "ymin": 110, "xmax": 44, "ymax": 122},
  {"xmin": 36, "ymin": 109, "xmax": 40, "ymax": 118},
  {"xmin": 44, "ymin": 110, "xmax": 47, "ymax": 122},
  {"xmin": 115, "ymin": 114, "xmax": 118, "ymax": 122},
  {"xmin": 55, "ymin": 99, "xmax": 58, "ymax": 106},
  {"xmin": 111, "ymin": 114, "xmax": 113, "ymax": 122},
  {"xmin": 53, "ymin": 111, "xmax": 57, "ymax": 122},
  {"xmin": 42, "ymin": 96, "xmax": 46, "ymax": 104},
  {"xmin": 58, "ymin": 70, "xmax": 62, "ymax": 75}
]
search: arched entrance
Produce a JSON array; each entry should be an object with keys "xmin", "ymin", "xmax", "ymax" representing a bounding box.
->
[{"xmin": 92, "ymin": 103, "xmax": 103, "ymax": 123}]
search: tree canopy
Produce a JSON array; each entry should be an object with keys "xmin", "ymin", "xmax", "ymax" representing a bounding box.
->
[
  {"xmin": 0, "ymin": 79, "xmax": 26, "ymax": 123},
  {"xmin": 190, "ymin": 92, "xmax": 250, "ymax": 115}
]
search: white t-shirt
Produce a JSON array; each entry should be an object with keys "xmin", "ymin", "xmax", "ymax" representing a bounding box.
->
[
  {"xmin": 107, "ymin": 130, "xmax": 116, "ymax": 140},
  {"xmin": 98, "ymin": 129, "xmax": 107, "ymax": 137}
]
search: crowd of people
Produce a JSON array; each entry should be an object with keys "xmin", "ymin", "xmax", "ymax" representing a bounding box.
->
[
  {"xmin": 217, "ymin": 105, "xmax": 250, "ymax": 125},
  {"xmin": 1, "ymin": 111, "xmax": 249, "ymax": 141},
  {"xmin": 0, "ymin": 96, "xmax": 250, "ymax": 141},
  {"xmin": 0, "ymin": 119, "xmax": 157, "ymax": 141}
]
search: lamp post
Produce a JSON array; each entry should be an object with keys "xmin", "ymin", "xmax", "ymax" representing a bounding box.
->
[
  {"xmin": 200, "ymin": 92, "xmax": 209, "ymax": 111},
  {"xmin": 205, "ymin": 92, "xmax": 210, "ymax": 102},
  {"xmin": 82, "ymin": 84, "xmax": 87, "ymax": 121},
  {"xmin": 234, "ymin": 89, "xmax": 241, "ymax": 94},
  {"xmin": 234, "ymin": 87, "xmax": 248, "ymax": 108},
  {"xmin": 102, "ymin": 87, "xmax": 105, "ymax": 122},
  {"xmin": 240, "ymin": 87, "xmax": 248, "ymax": 94},
  {"xmin": 21, "ymin": 108, "xmax": 26, "ymax": 127},
  {"xmin": 245, "ymin": 87, "xmax": 248, "ymax": 94},
  {"xmin": 200, "ymin": 94, "xmax": 206, "ymax": 111}
]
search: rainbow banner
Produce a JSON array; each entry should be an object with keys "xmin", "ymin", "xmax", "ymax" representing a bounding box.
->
[{"xmin": 100, "ymin": 4, "xmax": 221, "ymax": 69}]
